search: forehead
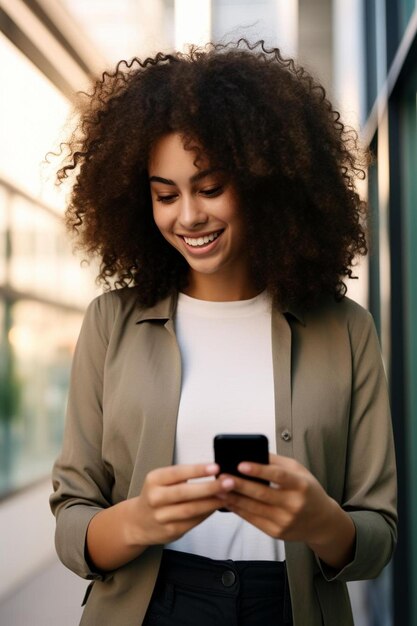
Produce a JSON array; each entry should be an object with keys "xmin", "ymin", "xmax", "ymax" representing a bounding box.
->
[{"xmin": 148, "ymin": 133, "xmax": 208, "ymax": 177}]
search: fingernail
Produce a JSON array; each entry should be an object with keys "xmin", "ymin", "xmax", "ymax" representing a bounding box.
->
[
  {"xmin": 238, "ymin": 462, "xmax": 251, "ymax": 473},
  {"xmin": 221, "ymin": 478, "xmax": 234, "ymax": 489},
  {"xmin": 206, "ymin": 463, "xmax": 219, "ymax": 474}
]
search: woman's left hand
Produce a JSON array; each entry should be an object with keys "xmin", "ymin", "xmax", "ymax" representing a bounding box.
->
[{"xmin": 218, "ymin": 453, "xmax": 356, "ymax": 569}]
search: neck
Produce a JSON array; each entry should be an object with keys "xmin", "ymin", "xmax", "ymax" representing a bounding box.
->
[{"xmin": 184, "ymin": 270, "xmax": 259, "ymax": 302}]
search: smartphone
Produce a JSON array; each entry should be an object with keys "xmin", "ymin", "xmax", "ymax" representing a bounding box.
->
[{"xmin": 214, "ymin": 434, "xmax": 269, "ymax": 486}]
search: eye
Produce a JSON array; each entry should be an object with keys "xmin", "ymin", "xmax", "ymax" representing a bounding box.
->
[
  {"xmin": 156, "ymin": 194, "xmax": 178, "ymax": 204},
  {"xmin": 199, "ymin": 185, "xmax": 223, "ymax": 198}
]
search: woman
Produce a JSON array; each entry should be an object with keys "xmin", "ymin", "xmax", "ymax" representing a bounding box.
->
[{"xmin": 50, "ymin": 40, "xmax": 397, "ymax": 626}]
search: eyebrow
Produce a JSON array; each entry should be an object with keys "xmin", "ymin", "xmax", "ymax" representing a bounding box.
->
[{"xmin": 149, "ymin": 167, "xmax": 222, "ymax": 186}]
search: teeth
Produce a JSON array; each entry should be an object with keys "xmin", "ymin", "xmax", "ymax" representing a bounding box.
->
[{"xmin": 183, "ymin": 231, "xmax": 221, "ymax": 247}]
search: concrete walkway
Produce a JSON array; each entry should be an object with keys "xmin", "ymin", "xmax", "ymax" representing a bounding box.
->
[{"xmin": 0, "ymin": 557, "xmax": 85, "ymax": 626}]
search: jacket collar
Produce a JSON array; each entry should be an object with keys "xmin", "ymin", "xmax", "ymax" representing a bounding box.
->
[
  {"xmin": 284, "ymin": 305, "xmax": 305, "ymax": 326},
  {"xmin": 135, "ymin": 292, "xmax": 178, "ymax": 324},
  {"xmin": 135, "ymin": 291, "xmax": 305, "ymax": 325}
]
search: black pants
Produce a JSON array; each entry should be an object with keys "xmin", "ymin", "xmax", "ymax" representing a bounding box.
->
[{"xmin": 143, "ymin": 549, "xmax": 293, "ymax": 626}]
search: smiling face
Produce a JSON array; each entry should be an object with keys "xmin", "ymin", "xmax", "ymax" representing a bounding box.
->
[{"xmin": 148, "ymin": 133, "xmax": 256, "ymax": 301}]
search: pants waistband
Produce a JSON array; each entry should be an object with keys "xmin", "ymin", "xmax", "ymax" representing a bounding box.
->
[{"xmin": 159, "ymin": 549, "xmax": 287, "ymax": 597}]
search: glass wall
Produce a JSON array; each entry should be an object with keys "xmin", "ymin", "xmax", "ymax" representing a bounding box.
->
[
  {"xmin": 0, "ymin": 33, "xmax": 95, "ymax": 498},
  {"xmin": 364, "ymin": 2, "xmax": 417, "ymax": 624},
  {"xmin": 0, "ymin": 300, "xmax": 81, "ymax": 495},
  {"xmin": 399, "ymin": 0, "xmax": 417, "ymax": 36},
  {"xmin": 401, "ymin": 65, "xmax": 417, "ymax": 626}
]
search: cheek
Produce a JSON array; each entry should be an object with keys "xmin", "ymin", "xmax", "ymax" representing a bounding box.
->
[
  {"xmin": 152, "ymin": 206, "xmax": 168, "ymax": 234},
  {"xmin": 218, "ymin": 193, "xmax": 242, "ymax": 226},
  {"xmin": 226, "ymin": 209, "xmax": 246, "ymax": 237},
  {"xmin": 152, "ymin": 210, "xmax": 179, "ymax": 249}
]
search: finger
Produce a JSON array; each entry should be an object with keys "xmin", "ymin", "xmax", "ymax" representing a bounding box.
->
[
  {"xmin": 219, "ymin": 470, "xmax": 306, "ymax": 509},
  {"xmin": 148, "ymin": 463, "xmax": 219, "ymax": 486},
  {"xmin": 268, "ymin": 452, "xmax": 295, "ymax": 466},
  {"xmin": 150, "ymin": 476, "xmax": 235, "ymax": 507},
  {"xmin": 216, "ymin": 471, "xmax": 271, "ymax": 500},
  {"xmin": 224, "ymin": 491, "xmax": 276, "ymax": 517},
  {"xmin": 219, "ymin": 474, "xmax": 276, "ymax": 504},
  {"xmin": 269, "ymin": 454, "xmax": 311, "ymax": 477},
  {"xmin": 236, "ymin": 462, "xmax": 303, "ymax": 490},
  {"xmin": 227, "ymin": 501, "xmax": 281, "ymax": 538},
  {"xmin": 154, "ymin": 496, "xmax": 223, "ymax": 524},
  {"xmin": 164, "ymin": 509, "xmax": 220, "ymax": 540}
]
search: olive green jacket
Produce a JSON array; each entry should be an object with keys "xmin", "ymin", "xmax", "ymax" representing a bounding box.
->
[{"xmin": 50, "ymin": 288, "xmax": 397, "ymax": 626}]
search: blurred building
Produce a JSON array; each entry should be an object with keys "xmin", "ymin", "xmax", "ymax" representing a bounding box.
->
[
  {"xmin": 360, "ymin": 3, "xmax": 417, "ymax": 625},
  {"xmin": 0, "ymin": 1, "xmax": 415, "ymax": 625}
]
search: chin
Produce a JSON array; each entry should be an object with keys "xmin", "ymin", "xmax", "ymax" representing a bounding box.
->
[{"xmin": 188, "ymin": 265, "xmax": 222, "ymax": 276}]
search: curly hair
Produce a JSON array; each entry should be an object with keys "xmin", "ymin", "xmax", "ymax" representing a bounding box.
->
[{"xmin": 57, "ymin": 39, "xmax": 368, "ymax": 309}]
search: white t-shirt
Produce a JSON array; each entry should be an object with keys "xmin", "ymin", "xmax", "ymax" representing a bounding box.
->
[{"xmin": 166, "ymin": 291, "xmax": 285, "ymax": 561}]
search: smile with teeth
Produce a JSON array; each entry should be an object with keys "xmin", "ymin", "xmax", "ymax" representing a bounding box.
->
[{"xmin": 182, "ymin": 231, "xmax": 222, "ymax": 247}]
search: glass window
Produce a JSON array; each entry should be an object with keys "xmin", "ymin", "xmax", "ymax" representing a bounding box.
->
[
  {"xmin": 0, "ymin": 30, "xmax": 97, "ymax": 497},
  {"xmin": 0, "ymin": 300, "xmax": 82, "ymax": 496},
  {"xmin": 399, "ymin": 0, "xmax": 417, "ymax": 38},
  {"xmin": 401, "ymin": 67, "xmax": 417, "ymax": 624},
  {"xmin": 364, "ymin": 0, "xmax": 379, "ymax": 116},
  {"xmin": 212, "ymin": 0, "xmax": 282, "ymax": 47},
  {"xmin": 8, "ymin": 194, "xmax": 96, "ymax": 308},
  {"xmin": 0, "ymin": 33, "xmax": 70, "ymax": 209},
  {"xmin": 0, "ymin": 185, "xmax": 9, "ymax": 285},
  {"xmin": 367, "ymin": 149, "xmax": 381, "ymax": 334}
]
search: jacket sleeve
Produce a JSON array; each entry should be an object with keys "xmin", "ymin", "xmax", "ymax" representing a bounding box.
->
[
  {"xmin": 50, "ymin": 293, "xmax": 115, "ymax": 581},
  {"xmin": 319, "ymin": 309, "xmax": 398, "ymax": 582}
]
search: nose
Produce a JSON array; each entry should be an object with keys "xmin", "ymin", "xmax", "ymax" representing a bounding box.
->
[{"xmin": 178, "ymin": 195, "xmax": 208, "ymax": 229}]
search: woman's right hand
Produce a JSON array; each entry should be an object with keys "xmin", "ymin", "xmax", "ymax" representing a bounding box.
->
[
  {"xmin": 126, "ymin": 463, "xmax": 234, "ymax": 547},
  {"xmin": 87, "ymin": 462, "xmax": 232, "ymax": 572}
]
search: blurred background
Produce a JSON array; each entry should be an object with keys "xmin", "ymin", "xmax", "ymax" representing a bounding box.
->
[{"xmin": 0, "ymin": 0, "xmax": 415, "ymax": 624}]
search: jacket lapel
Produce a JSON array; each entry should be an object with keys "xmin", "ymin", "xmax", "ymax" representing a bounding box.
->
[{"xmin": 127, "ymin": 295, "xmax": 181, "ymax": 498}]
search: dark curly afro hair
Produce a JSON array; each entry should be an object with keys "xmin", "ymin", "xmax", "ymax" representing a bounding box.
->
[{"xmin": 57, "ymin": 39, "xmax": 368, "ymax": 309}]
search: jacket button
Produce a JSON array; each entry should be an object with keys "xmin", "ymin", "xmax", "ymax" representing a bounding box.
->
[{"xmin": 281, "ymin": 429, "xmax": 292, "ymax": 442}]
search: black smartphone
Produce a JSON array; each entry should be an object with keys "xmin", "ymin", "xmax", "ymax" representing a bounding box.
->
[{"xmin": 214, "ymin": 434, "xmax": 269, "ymax": 486}]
